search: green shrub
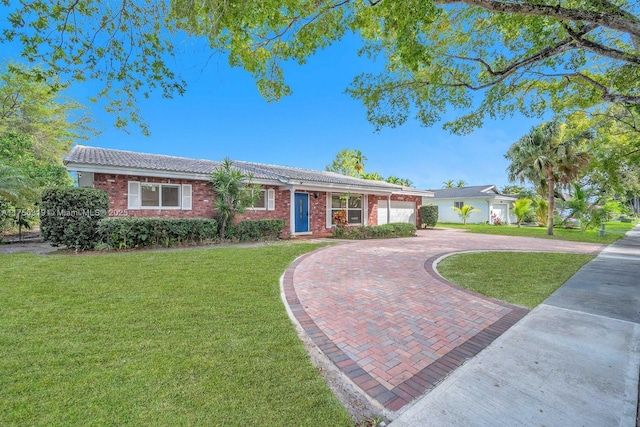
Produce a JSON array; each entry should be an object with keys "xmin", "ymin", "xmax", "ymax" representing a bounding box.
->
[
  {"xmin": 40, "ymin": 187, "xmax": 109, "ymax": 249},
  {"xmin": 226, "ymin": 219, "xmax": 285, "ymax": 242},
  {"xmin": 419, "ymin": 205, "xmax": 438, "ymax": 228},
  {"xmin": 98, "ymin": 217, "xmax": 218, "ymax": 249},
  {"xmin": 332, "ymin": 222, "xmax": 417, "ymax": 239}
]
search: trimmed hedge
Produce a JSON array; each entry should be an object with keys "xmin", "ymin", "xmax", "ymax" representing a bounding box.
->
[
  {"xmin": 226, "ymin": 219, "xmax": 286, "ymax": 242},
  {"xmin": 97, "ymin": 217, "xmax": 218, "ymax": 249},
  {"xmin": 419, "ymin": 205, "xmax": 438, "ymax": 228},
  {"xmin": 332, "ymin": 222, "xmax": 417, "ymax": 239},
  {"xmin": 40, "ymin": 187, "xmax": 109, "ymax": 249}
]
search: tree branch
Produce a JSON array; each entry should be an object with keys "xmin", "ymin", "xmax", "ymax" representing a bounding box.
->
[
  {"xmin": 446, "ymin": 23, "xmax": 597, "ymax": 83},
  {"xmin": 574, "ymin": 72, "xmax": 640, "ymax": 104},
  {"xmin": 562, "ymin": 22, "xmax": 640, "ymax": 65},
  {"xmin": 435, "ymin": 0, "xmax": 640, "ymax": 39}
]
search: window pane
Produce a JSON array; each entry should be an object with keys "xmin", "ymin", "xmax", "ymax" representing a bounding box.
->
[
  {"xmin": 332, "ymin": 195, "xmax": 345, "ymax": 209},
  {"xmin": 162, "ymin": 186, "xmax": 180, "ymax": 207},
  {"xmin": 348, "ymin": 210, "xmax": 362, "ymax": 224},
  {"xmin": 141, "ymin": 184, "xmax": 160, "ymax": 207},
  {"xmin": 254, "ymin": 190, "xmax": 266, "ymax": 208},
  {"xmin": 349, "ymin": 197, "xmax": 362, "ymax": 208}
]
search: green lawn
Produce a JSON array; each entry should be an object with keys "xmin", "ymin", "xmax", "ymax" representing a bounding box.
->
[
  {"xmin": 0, "ymin": 244, "xmax": 352, "ymax": 426},
  {"xmin": 436, "ymin": 220, "xmax": 637, "ymax": 244},
  {"xmin": 437, "ymin": 252, "xmax": 595, "ymax": 308}
]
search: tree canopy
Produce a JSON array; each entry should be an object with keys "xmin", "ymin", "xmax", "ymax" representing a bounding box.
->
[
  {"xmin": 326, "ymin": 148, "xmax": 413, "ymax": 186},
  {"xmin": 326, "ymin": 148, "xmax": 367, "ymax": 177},
  {"xmin": 2, "ymin": 1, "xmax": 638, "ymax": 133},
  {"xmin": 0, "ymin": 64, "xmax": 90, "ymax": 199},
  {"xmin": 0, "ymin": 63, "xmax": 93, "ymax": 161}
]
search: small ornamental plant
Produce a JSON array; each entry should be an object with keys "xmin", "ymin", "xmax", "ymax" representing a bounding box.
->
[
  {"xmin": 332, "ymin": 209, "xmax": 348, "ymax": 230},
  {"xmin": 491, "ymin": 212, "xmax": 502, "ymax": 225}
]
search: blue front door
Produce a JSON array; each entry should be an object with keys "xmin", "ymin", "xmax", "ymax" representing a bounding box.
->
[{"xmin": 294, "ymin": 193, "xmax": 309, "ymax": 233}]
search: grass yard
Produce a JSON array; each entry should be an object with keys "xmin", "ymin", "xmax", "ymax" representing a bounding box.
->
[
  {"xmin": 437, "ymin": 252, "xmax": 595, "ymax": 309},
  {"xmin": 437, "ymin": 220, "xmax": 637, "ymax": 244},
  {"xmin": 0, "ymin": 244, "xmax": 352, "ymax": 426}
]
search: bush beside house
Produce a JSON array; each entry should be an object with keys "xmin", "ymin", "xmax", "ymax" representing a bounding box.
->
[
  {"xmin": 98, "ymin": 218, "xmax": 219, "ymax": 249},
  {"xmin": 40, "ymin": 187, "xmax": 109, "ymax": 250},
  {"xmin": 332, "ymin": 222, "xmax": 417, "ymax": 239},
  {"xmin": 226, "ymin": 219, "xmax": 286, "ymax": 242},
  {"xmin": 419, "ymin": 205, "xmax": 438, "ymax": 228}
]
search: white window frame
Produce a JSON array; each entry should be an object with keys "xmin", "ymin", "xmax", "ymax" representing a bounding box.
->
[
  {"xmin": 454, "ymin": 201, "xmax": 465, "ymax": 209},
  {"xmin": 249, "ymin": 188, "xmax": 275, "ymax": 211},
  {"xmin": 250, "ymin": 189, "xmax": 267, "ymax": 210},
  {"xmin": 328, "ymin": 193, "xmax": 364, "ymax": 227},
  {"xmin": 127, "ymin": 181, "xmax": 192, "ymax": 210}
]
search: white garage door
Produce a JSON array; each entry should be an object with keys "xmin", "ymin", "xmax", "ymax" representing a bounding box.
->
[{"xmin": 378, "ymin": 201, "xmax": 416, "ymax": 225}]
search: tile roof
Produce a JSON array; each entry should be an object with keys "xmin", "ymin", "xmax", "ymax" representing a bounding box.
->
[
  {"xmin": 65, "ymin": 145, "xmax": 411, "ymax": 191},
  {"xmin": 429, "ymin": 185, "xmax": 516, "ymax": 199}
]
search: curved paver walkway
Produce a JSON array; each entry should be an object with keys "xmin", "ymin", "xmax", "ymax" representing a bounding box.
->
[{"xmin": 282, "ymin": 229, "xmax": 605, "ymax": 412}]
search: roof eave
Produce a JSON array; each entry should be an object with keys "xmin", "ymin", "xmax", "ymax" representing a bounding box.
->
[{"xmin": 65, "ymin": 163, "xmax": 280, "ymax": 185}]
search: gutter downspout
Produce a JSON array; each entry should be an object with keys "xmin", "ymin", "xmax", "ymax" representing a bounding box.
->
[{"xmin": 387, "ymin": 195, "xmax": 391, "ymax": 224}]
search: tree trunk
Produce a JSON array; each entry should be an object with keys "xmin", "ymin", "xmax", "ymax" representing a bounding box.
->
[
  {"xmin": 220, "ymin": 219, "xmax": 227, "ymax": 240},
  {"xmin": 546, "ymin": 172, "xmax": 555, "ymax": 236}
]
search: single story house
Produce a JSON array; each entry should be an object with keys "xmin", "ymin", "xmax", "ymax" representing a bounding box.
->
[
  {"xmin": 65, "ymin": 146, "xmax": 434, "ymax": 237},
  {"xmin": 425, "ymin": 185, "xmax": 517, "ymax": 224}
]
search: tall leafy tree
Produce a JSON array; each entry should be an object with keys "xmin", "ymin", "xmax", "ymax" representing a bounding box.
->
[
  {"xmin": 210, "ymin": 158, "xmax": 260, "ymax": 240},
  {"xmin": 506, "ymin": 120, "xmax": 593, "ymax": 235},
  {"xmin": 582, "ymin": 105, "xmax": 640, "ymax": 213},
  {"xmin": 0, "ymin": 63, "xmax": 93, "ymax": 159},
  {"xmin": 326, "ymin": 148, "xmax": 365, "ymax": 177},
  {"xmin": 2, "ymin": 2, "xmax": 639, "ymax": 133},
  {"xmin": 502, "ymin": 185, "xmax": 526, "ymax": 195},
  {"xmin": 0, "ymin": 133, "xmax": 73, "ymax": 191},
  {"xmin": 326, "ymin": 148, "xmax": 412, "ymax": 185}
]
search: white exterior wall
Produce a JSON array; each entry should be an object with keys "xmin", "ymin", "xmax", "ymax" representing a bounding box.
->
[{"xmin": 426, "ymin": 199, "xmax": 490, "ymax": 224}]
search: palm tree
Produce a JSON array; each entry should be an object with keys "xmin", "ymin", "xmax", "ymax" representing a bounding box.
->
[
  {"xmin": 353, "ymin": 149, "xmax": 367, "ymax": 174},
  {"xmin": 210, "ymin": 158, "xmax": 259, "ymax": 240},
  {"xmin": 0, "ymin": 163, "xmax": 31, "ymax": 203},
  {"xmin": 442, "ymin": 179, "xmax": 455, "ymax": 188},
  {"xmin": 506, "ymin": 120, "xmax": 593, "ymax": 235},
  {"xmin": 512, "ymin": 197, "xmax": 533, "ymax": 227},
  {"xmin": 455, "ymin": 180, "xmax": 466, "ymax": 188},
  {"xmin": 535, "ymin": 198, "xmax": 548, "ymax": 227},
  {"xmin": 452, "ymin": 205, "xmax": 479, "ymax": 225},
  {"xmin": 565, "ymin": 183, "xmax": 589, "ymax": 223}
]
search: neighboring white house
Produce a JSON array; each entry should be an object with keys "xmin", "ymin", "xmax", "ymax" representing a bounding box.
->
[{"xmin": 424, "ymin": 185, "xmax": 517, "ymax": 224}]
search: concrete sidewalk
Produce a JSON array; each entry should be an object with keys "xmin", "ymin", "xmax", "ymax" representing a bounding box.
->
[{"xmin": 390, "ymin": 227, "xmax": 640, "ymax": 427}]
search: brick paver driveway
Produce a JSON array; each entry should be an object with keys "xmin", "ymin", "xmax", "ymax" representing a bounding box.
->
[{"xmin": 282, "ymin": 229, "xmax": 605, "ymax": 412}]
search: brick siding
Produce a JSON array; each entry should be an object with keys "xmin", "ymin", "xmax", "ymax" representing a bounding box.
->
[
  {"xmin": 94, "ymin": 173, "xmax": 215, "ymax": 218},
  {"xmin": 93, "ymin": 174, "xmax": 421, "ymax": 237}
]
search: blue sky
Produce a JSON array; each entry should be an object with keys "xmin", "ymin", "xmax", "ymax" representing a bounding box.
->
[{"xmin": 35, "ymin": 32, "xmax": 542, "ymax": 190}]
